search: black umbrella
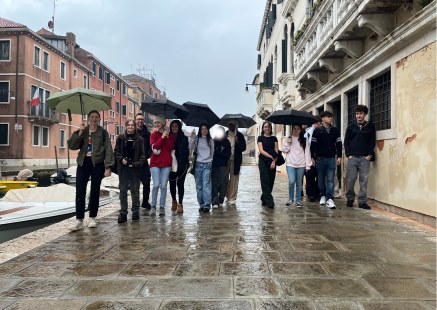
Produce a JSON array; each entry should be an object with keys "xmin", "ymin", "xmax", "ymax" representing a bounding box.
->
[
  {"xmin": 181, "ymin": 101, "xmax": 220, "ymax": 128},
  {"xmin": 141, "ymin": 98, "xmax": 189, "ymax": 119},
  {"xmin": 218, "ymin": 113, "xmax": 256, "ymax": 128},
  {"xmin": 266, "ymin": 109, "xmax": 317, "ymax": 126}
]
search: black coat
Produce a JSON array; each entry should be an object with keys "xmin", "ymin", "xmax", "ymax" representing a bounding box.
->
[
  {"xmin": 173, "ymin": 133, "xmax": 190, "ymax": 174},
  {"xmin": 213, "ymin": 138, "xmax": 231, "ymax": 167},
  {"xmin": 226, "ymin": 131, "xmax": 246, "ymax": 175},
  {"xmin": 344, "ymin": 121, "xmax": 376, "ymax": 158},
  {"xmin": 114, "ymin": 133, "xmax": 146, "ymax": 177}
]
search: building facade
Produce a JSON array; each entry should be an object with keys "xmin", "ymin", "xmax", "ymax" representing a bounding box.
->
[
  {"xmin": 255, "ymin": 0, "xmax": 436, "ymax": 223},
  {"xmin": 0, "ymin": 18, "xmax": 165, "ymax": 168}
]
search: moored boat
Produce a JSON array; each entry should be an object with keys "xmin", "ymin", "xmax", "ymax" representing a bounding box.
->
[{"xmin": 0, "ymin": 180, "xmax": 38, "ymax": 195}]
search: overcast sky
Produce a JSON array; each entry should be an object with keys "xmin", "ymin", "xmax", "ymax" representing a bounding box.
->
[{"xmin": 3, "ymin": 0, "xmax": 265, "ymax": 119}]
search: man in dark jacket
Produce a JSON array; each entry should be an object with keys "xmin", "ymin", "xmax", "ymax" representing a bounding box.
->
[
  {"xmin": 212, "ymin": 126, "xmax": 231, "ymax": 208},
  {"xmin": 311, "ymin": 111, "xmax": 342, "ymax": 209},
  {"xmin": 344, "ymin": 105, "xmax": 376, "ymax": 210},
  {"xmin": 225, "ymin": 120, "xmax": 246, "ymax": 205},
  {"xmin": 135, "ymin": 112, "xmax": 152, "ymax": 209}
]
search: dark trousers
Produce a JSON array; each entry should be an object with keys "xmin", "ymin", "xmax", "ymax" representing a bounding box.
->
[
  {"xmin": 119, "ymin": 168, "xmax": 141, "ymax": 215},
  {"xmin": 169, "ymin": 170, "xmax": 187, "ymax": 204},
  {"xmin": 211, "ymin": 165, "xmax": 228, "ymax": 205},
  {"xmin": 75, "ymin": 157, "xmax": 105, "ymax": 219},
  {"xmin": 258, "ymin": 160, "xmax": 276, "ymax": 206},
  {"xmin": 305, "ymin": 165, "xmax": 319, "ymax": 199},
  {"xmin": 139, "ymin": 164, "xmax": 151, "ymax": 207}
]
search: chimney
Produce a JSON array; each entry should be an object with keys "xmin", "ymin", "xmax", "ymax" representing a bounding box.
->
[{"xmin": 66, "ymin": 32, "xmax": 76, "ymax": 58}]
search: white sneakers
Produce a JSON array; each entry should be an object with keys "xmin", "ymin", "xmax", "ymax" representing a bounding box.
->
[
  {"xmin": 212, "ymin": 204, "xmax": 219, "ymax": 209},
  {"xmin": 326, "ymin": 199, "xmax": 336, "ymax": 209},
  {"xmin": 69, "ymin": 218, "xmax": 97, "ymax": 231},
  {"xmin": 88, "ymin": 217, "xmax": 97, "ymax": 228},
  {"xmin": 69, "ymin": 220, "xmax": 84, "ymax": 231},
  {"xmin": 227, "ymin": 200, "xmax": 236, "ymax": 205},
  {"xmin": 319, "ymin": 196, "xmax": 336, "ymax": 209},
  {"xmin": 319, "ymin": 196, "xmax": 326, "ymax": 205},
  {"xmin": 286, "ymin": 200, "xmax": 293, "ymax": 206}
]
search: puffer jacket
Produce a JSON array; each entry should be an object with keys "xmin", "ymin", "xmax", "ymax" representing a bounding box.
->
[{"xmin": 114, "ymin": 133, "xmax": 146, "ymax": 177}]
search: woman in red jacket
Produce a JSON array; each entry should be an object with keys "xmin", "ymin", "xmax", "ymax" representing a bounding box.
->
[{"xmin": 149, "ymin": 115, "xmax": 175, "ymax": 216}]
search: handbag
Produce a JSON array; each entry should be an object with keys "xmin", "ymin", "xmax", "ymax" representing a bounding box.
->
[
  {"xmin": 276, "ymin": 150, "xmax": 285, "ymax": 166},
  {"xmin": 171, "ymin": 150, "xmax": 178, "ymax": 172},
  {"xmin": 189, "ymin": 139, "xmax": 198, "ymax": 175}
]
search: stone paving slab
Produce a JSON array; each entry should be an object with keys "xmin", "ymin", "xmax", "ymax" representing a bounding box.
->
[{"xmin": 0, "ymin": 166, "xmax": 435, "ymax": 309}]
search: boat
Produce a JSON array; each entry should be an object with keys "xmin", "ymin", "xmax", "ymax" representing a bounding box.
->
[{"xmin": 0, "ymin": 180, "xmax": 38, "ymax": 195}]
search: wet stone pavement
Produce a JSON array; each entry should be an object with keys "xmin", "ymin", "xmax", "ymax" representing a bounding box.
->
[{"xmin": 0, "ymin": 165, "xmax": 435, "ymax": 309}]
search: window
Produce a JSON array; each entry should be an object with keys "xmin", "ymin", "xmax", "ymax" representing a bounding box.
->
[
  {"xmin": 83, "ymin": 114, "xmax": 87, "ymax": 121},
  {"xmin": 30, "ymin": 86, "xmax": 51, "ymax": 117},
  {"xmin": 347, "ymin": 87, "xmax": 358, "ymax": 125},
  {"xmin": 133, "ymin": 87, "xmax": 137, "ymax": 94},
  {"xmin": 60, "ymin": 129, "xmax": 65, "ymax": 148},
  {"xmin": 98, "ymin": 66, "xmax": 103, "ymax": 80},
  {"xmin": 83, "ymin": 75, "xmax": 88, "ymax": 88},
  {"xmin": 0, "ymin": 81, "xmax": 9, "ymax": 103},
  {"xmin": 122, "ymin": 84, "xmax": 126, "ymax": 95},
  {"xmin": 106, "ymin": 72, "xmax": 110, "ymax": 84},
  {"xmin": 34, "ymin": 46, "xmax": 41, "ymax": 67},
  {"xmin": 0, "ymin": 40, "xmax": 10, "ymax": 61},
  {"xmin": 110, "ymin": 87, "xmax": 115, "ymax": 96},
  {"xmin": 60, "ymin": 61, "xmax": 66, "ymax": 80},
  {"xmin": 109, "ymin": 110, "xmax": 115, "ymax": 118},
  {"xmin": 129, "ymin": 102, "xmax": 133, "ymax": 113},
  {"xmin": 104, "ymin": 121, "xmax": 108, "ymax": 130},
  {"xmin": 43, "ymin": 51, "xmax": 49, "ymax": 71},
  {"xmin": 116, "ymin": 80, "xmax": 120, "ymax": 91},
  {"xmin": 0, "ymin": 123, "xmax": 9, "ymax": 145},
  {"xmin": 110, "ymin": 134, "xmax": 115, "ymax": 142},
  {"xmin": 33, "ymin": 125, "xmax": 40, "ymax": 146},
  {"xmin": 42, "ymin": 127, "xmax": 49, "ymax": 147},
  {"xmin": 92, "ymin": 62, "xmax": 96, "ymax": 76},
  {"xmin": 370, "ymin": 70, "xmax": 391, "ymax": 131},
  {"xmin": 73, "ymin": 68, "xmax": 77, "ymax": 78},
  {"xmin": 122, "ymin": 104, "xmax": 127, "ymax": 116},
  {"xmin": 115, "ymin": 101, "xmax": 120, "ymax": 113},
  {"xmin": 115, "ymin": 123, "xmax": 119, "ymax": 136}
]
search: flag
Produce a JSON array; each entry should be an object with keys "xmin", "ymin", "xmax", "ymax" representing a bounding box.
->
[{"xmin": 31, "ymin": 87, "xmax": 39, "ymax": 107}]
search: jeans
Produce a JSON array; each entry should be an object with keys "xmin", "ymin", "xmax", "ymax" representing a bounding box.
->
[
  {"xmin": 75, "ymin": 157, "xmax": 105, "ymax": 219},
  {"xmin": 139, "ymin": 164, "xmax": 151, "ymax": 207},
  {"xmin": 212, "ymin": 165, "xmax": 228, "ymax": 205},
  {"xmin": 286, "ymin": 166, "xmax": 305, "ymax": 203},
  {"xmin": 119, "ymin": 167, "xmax": 141, "ymax": 215},
  {"xmin": 169, "ymin": 170, "xmax": 187, "ymax": 204},
  {"xmin": 194, "ymin": 162, "xmax": 212, "ymax": 209},
  {"xmin": 151, "ymin": 167, "xmax": 171, "ymax": 208},
  {"xmin": 316, "ymin": 157, "xmax": 336, "ymax": 200},
  {"xmin": 346, "ymin": 156, "xmax": 370, "ymax": 204}
]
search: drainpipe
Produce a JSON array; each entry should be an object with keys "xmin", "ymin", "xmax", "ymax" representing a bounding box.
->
[{"xmin": 14, "ymin": 33, "xmax": 19, "ymax": 125}]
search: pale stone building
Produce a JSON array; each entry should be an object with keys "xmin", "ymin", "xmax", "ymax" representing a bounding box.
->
[{"xmin": 255, "ymin": 0, "xmax": 436, "ymax": 224}]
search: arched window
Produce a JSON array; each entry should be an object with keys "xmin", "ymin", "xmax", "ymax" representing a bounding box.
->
[{"xmin": 282, "ymin": 25, "xmax": 288, "ymax": 73}]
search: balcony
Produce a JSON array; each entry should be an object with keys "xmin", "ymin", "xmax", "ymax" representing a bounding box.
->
[
  {"xmin": 28, "ymin": 102, "xmax": 61, "ymax": 125},
  {"xmin": 293, "ymin": 0, "xmax": 405, "ymax": 84},
  {"xmin": 256, "ymin": 89, "xmax": 275, "ymax": 119}
]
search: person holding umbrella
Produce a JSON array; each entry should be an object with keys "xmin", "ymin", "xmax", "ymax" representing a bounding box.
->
[
  {"xmin": 149, "ymin": 115, "xmax": 175, "ymax": 216},
  {"xmin": 225, "ymin": 120, "xmax": 247, "ymax": 205},
  {"xmin": 190, "ymin": 123, "xmax": 214, "ymax": 213},
  {"xmin": 67, "ymin": 110, "xmax": 114, "ymax": 230},
  {"xmin": 169, "ymin": 119, "xmax": 189, "ymax": 214},
  {"xmin": 114, "ymin": 119, "xmax": 146, "ymax": 223},
  {"xmin": 257, "ymin": 121, "xmax": 278, "ymax": 208},
  {"xmin": 211, "ymin": 126, "xmax": 231, "ymax": 208}
]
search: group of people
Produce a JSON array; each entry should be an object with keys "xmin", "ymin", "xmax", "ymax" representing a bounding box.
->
[
  {"xmin": 257, "ymin": 105, "xmax": 376, "ymax": 211},
  {"xmin": 67, "ymin": 110, "xmax": 246, "ymax": 231}
]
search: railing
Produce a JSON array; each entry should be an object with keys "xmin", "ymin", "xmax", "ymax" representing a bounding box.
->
[
  {"xmin": 28, "ymin": 102, "xmax": 61, "ymax": 124},
  {"xmin": 294, "ymin": 0, "xmax": 361, "ymax": 78}
]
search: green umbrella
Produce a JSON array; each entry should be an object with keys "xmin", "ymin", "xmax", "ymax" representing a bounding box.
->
[{"xmin": 46, "ymin": 88, "xmax": 112, "ymax": 119}]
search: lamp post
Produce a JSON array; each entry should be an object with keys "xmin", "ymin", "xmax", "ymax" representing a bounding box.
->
[{"xmin": 245, "ymin": 83, "xmax": 279, "ymax": 93}]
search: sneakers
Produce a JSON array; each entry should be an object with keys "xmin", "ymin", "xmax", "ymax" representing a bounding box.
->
[
  {"xmin": 295, "ymin": 201, "xmax": 302, "ymax": 208},
  {"xmin": 159, "ymin": 207, "xmax": 165, "ymax": 216},
  {"xmin": 326, "ymin": 199, "xmax": 336, "ymax": 209},
  {"xmin": 69, "ymin": 219, "xmax": 84, "ymax": 231},
  {"xmin": 319, "ymin": 196, "xmax": 326, "ymax": 205},
  {"xmin": 359, "ymin": 203, "xmax": 371, "ymax": 210},
  {"xmin": 212, "ymin": 204, "xmax": 219, "ymax": 209},
  {"xmin": 203, "ymin": 208, "xmax": 210, "ymax": 213},
  {"xmin": 88, "ymin": 218, "xmax": 97, "ymax": 228},
  {"xmin": 199, "ymin": 207, "xmax": 204, "ymax": 212},
  {"xmin": 118, "ymin": 214, "xmax": 127, "ymax": 223},
  {"xmin": 308, "ymin": 196, "xmax": 316, "ymax": 202},
  {"xmin": 141, "ymin": 201, "xmax": 151, "ymax": 210},
  {"xmin": 286, "ymin": 200, "xmax": 293, "ymax": 207},
  {"xmin": 347, "ymin": 200, "xmax": 354, "ymax": 208},
  {"xmin": 150, "ymin": 207, "xmax": 156, "ymax": 216},
  {"xmin": 227, "ymin": 200, "xmax": 236, "ymax": 205},
  {"xmin": 171, "ymin": 200, "xmax": 177, "ymax": 211},
  {"xmin": 177, "ymin": 203, "xmax": 184, "ymax": 213},
  {"xmin": 131, "ymin": 213, "xmax": 140, "ymax": 221}
]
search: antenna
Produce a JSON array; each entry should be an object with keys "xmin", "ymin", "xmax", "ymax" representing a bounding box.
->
[{"xmin": 48, "ymin": 0, "xmax": 57, "ymax": 33}]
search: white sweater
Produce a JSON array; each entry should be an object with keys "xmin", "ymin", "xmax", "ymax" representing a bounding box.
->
[{"xmin": 282, "ymin": 136, "xmax": 311, "ymax": 169}]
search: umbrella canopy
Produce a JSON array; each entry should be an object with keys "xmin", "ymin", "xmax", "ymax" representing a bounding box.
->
[
  {"xmin": 141, "ymin": 98, "xmax": 188, "ymax": 119},
  {"xmin": 266, "ymin": 109, "xmax": 317, "ymax": 126},
  {"xmin": 181, "ymin": 101, "xmax": 220, "ymax": 128},
  {"xmin": 218, "ymin": 113, "xmax": 256, "ymax": 128},
  {"xmin": 46, "ymin": 88, "xmax": 112, "ymax": 116}
]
